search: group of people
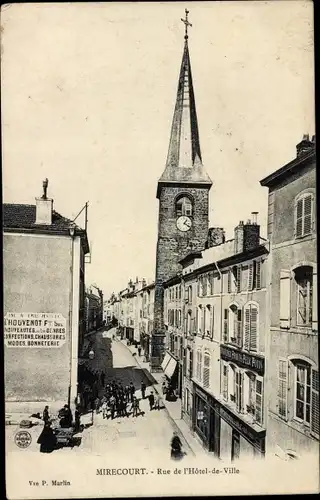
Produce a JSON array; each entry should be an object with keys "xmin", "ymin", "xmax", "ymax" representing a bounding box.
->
[{"xmin": 92, "ymin": 379, "xmax": 162, "ymax": 420}]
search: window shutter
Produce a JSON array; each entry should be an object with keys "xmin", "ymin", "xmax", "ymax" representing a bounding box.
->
[
  {"xmin": 203, "ymin": 354, "xmax": 210, "ymax": 388},
  {"xmin": 312, "ymin": 270, "xmax": 317, "ymax": 331},
  {"xmin": 223, "ymin": 309, "xmax": 229, "ymax": 343},
  {"xmin": 228, "ymin": 270, "xmax": 232, "ymax": 293},
  {"xmin": 237, "ymin": 266, "xmax": 241, "ymax": 292},
  {"xmin": 280, "ymin": 270, "xmax": 291, "ymax": 329},
  {"xmin": 237, "ymin": 309, "xmax": 243, "ymax": 348},
  {"xmin": 256, "ymin": 261, "xmax": 261, "ymax": 289},
  {"xmin": 255, "ymin": 379, "xmax": 263, "ymax": 425},
  {"xmin": 278, "ymin": 359, "xmax": 288, "ymax": 420},
  {"xmin": 310, "ymin": 370, "xmax": 319, "ymax": 438},
  {"xmin": 250, "ymin": 306, "xmax": 258, "ymax": 352},
  {"xmin": 244, "ymin": 307, "xmax": 250, "ymax": 350},
  {"xmin": 296, "ymin": 198, "xmax": 303, "ymax": 237},
  {"xmin": 197, "ymin": 279, "xmax": 201, "ymax": 297},
  {"xmin": 249, "ymin": 263, "xmax": 254, "ymax": 290},
  {"xmin": 303, "ymin": 194, "xmax": 312, "ymax": 235},
  {"xmin": 196, "ymin": 307, "xmax": 199, "ymax": 333}
]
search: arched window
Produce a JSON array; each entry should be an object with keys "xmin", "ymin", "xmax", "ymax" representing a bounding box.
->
[
  {"xmin": 294, "ymin": 266, "xmax": 313, "ymax": 326},
  {"xmin": 243, "ymin": 302, "xmax": 259, "ymax": 352},
  {"xmin": 176, "ymin": 196, "xmax": 193, "ymax": 217},
  {"xmin": 295, "ymin": 192, "xmax": 314, "ymax": 238},
  {"xmin": 277, "ymin": 357, "xmax": 319, "ymax": 439},
  {"xmin": 203, "ymin": 351, "xmax": 210, "ymax": 388}
]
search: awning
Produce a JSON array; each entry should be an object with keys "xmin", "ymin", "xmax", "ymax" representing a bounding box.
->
[
  {"xmin": 164, "ymin": 357, "xmax": 177, "ymax": 379},
  {"xmin": 161, "ymin": 352, "xmax": 171, "ymax": 371}
]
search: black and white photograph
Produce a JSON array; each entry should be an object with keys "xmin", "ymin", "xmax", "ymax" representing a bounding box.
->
[{"xmin": 2, "ymin": 1, "xmax": 318, "ymax": 498}]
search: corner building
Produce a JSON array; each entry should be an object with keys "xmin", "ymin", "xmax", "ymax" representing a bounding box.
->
[
  {"xmin": 260, "ymin": 135, "xmax": 318, "ymax": 459},
  {"xmin": 152, "ymin": 30, "xmax": 212, "ymax": 371}
]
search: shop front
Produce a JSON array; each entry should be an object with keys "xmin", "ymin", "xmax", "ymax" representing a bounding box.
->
[
  {"xmin": 217, "ymin": 403, "xmax": 266, "ymax": 461},
  {"xmin": 193, "ymin": 382, "xmax": 219, "ymax": 454},
  {"xmin": 192, "ymin": 382, "xmax": 266, "ymax": 459}
]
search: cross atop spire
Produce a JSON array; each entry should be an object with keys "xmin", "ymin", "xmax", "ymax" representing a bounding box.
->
[{"xmin": 181, "ymin": 8, "xmax": 192, "ymax": 41}]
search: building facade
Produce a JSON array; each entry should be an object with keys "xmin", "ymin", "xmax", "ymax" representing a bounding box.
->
[
  {"xmin": 3, "ymin": 181, "xmax": 89, "ymax": 413},
  {"xmin": 260, "ymin": 134, "xmax": 318, "ymax": 459}
]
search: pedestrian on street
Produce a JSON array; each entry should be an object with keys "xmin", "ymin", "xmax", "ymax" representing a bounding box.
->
[
  {"xmin": 43, "ymin": 405, "xmax": 50, "ymax": 424},
  {"xmin": 140, "ymin": 382, "xmax": 146, "ymax": 399},
  {"xmin": 148, "ymin": 391, "xmax": 155, "ymax": 411},
  {"xmin": 138, "ymin": 345, "xmax": 142, "ymax": 356},
  {"xmin": 125, "ymin": 386, "xmax": 130, "ymax": 403},
  {"xmin": 129, "ymin": 382, "xmax": 135, "ymax": 403},
  {"xmin": 155, "ymin": 394, "xmax": 162, "ymax": 410},
  {"xmin": 74, "ymin": 406, "xmax": 81, "ymax": 433},
  {"xmin": 132, "ymin": 396, "xmax": 140, "ymax": 418},
  {"xmin": 109, "ymin": 395, "xmax": 116, "ymax": 420},
  {"xmin": 37, "ymin": 421, "xmax": 57, "ymax": 453}
]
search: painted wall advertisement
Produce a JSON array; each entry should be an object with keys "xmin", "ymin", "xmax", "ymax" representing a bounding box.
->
[{"xmin": 4, "ymin": 312, "xmax": 67, "ymax": 348}]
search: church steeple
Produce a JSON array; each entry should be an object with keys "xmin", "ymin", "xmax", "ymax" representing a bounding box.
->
[{"xmin": 157, "ymin": 9, "xmax": 212, "ymax": 198}]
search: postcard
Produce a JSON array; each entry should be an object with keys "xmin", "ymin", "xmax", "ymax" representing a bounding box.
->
[{"xmin": 2, "ymin": 1, "xmax": 318, "ymax": 498}]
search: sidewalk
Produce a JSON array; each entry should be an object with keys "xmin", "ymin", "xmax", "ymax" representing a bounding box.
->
[{"xmin": 118, "ymin": 338, "xmax": 212, "ymax": 459}]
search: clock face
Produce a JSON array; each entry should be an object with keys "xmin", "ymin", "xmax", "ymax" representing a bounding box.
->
[{"xmin": 176, "ymin": 215, "xmax": 192, "ymax": 232}]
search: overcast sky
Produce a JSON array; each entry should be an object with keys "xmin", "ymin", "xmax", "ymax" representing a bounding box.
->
[{"xmin": 2, "ymin": 1, "xmax": 314, "ymax": 298}]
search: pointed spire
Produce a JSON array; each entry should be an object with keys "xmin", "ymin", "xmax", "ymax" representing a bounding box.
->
[{"xmin": 157, "ymin": 10, "xmax": 212, "ymax": 197}]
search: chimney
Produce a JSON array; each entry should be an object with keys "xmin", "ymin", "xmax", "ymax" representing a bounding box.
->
[
  {"xmin": 234, "ymin": 221, "xmax": 244, "ymax": 254},
  {"xmin": 296, "ymin": 133, "xmax": 315, "ymax": 157},
  {"xmin": 206, "ymin": 227, "xmax": 225, "ymax": 248},
  {"xmin": 234, "ymin": 217, "xmax": 260, "ymax": 253},
  {"xmin": 35, "ymin": 178, "xmax": 53, "ymax": 225}
]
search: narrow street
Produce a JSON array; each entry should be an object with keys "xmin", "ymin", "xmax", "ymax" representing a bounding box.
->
[{"xmin": 78, "ymin": 328, "xmax": 180, "ymax": 459}]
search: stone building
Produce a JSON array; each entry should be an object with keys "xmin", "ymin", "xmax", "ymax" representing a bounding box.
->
[
  {"xmin": 3, "ymin": 180, "xmax": 89, "ymax": 413},
  {"xmin": 85, "ymin": 285, "xmax": 103, "ymax": 333},
  {"xmin": 260, "ymin": 134, "xmax": 318, "ymax": 459},
  {"xmin": 152, "ymin": 17, "xmax": 212, "ymax": 370}
]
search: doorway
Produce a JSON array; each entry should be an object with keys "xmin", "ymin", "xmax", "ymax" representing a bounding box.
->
[{"xmin": 231, "ymin": 429, "xmax": 240, "ymax": 461}]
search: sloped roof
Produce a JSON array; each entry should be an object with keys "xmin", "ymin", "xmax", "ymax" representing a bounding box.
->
[
  {"xmin": 3, "ymin": 204, "xmax": 82, "ymax": 231},
  {"xmin": 157, "ymin": 40, "xmax": 212, "ymax": 197}
]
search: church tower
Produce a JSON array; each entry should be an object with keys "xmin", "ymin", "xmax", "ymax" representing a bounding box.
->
[{"xmin": 151, "ymin": 10, "xmax": 212, "ymax": 371}]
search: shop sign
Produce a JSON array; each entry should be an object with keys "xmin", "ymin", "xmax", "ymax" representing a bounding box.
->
[
  {"xmin": 4, "ymin": 312, "xmax": 67, "ymax": 348},
  {"xmin": 217, "ymin": 405, "xmax": 265, "ymax": 445},
  {"xmin": 220, "ymin": 345, "xmax": 265, "ymax": 376}
]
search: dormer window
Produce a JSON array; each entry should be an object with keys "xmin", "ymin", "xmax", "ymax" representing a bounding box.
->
[{"xmin": 176, "ymin": 196, "xmax": 193, "ymax": 217}]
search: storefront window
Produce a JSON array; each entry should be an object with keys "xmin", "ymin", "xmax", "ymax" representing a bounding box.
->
[{"xmin": 195, "ymin": 395, "xmax": 209, "ymax": 439}]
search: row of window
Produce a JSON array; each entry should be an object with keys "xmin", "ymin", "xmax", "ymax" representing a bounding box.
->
[
  {"xmin": 167, "ymin": 309, "xmax": 182, "ymax": 328},
  {"xmin": 166, "ymin": 285, "xmax": 182, "ymax": 302},
  {"xmin": 193, "ymin": 352, "xmax": 263, "ymax": 426},
  {"xmin": 221, "ymin": 362, "xmax": 263, "ymax": 425},
  {"xmin": 197, "ymin": 260, "xmax": 262, "ymax": 298},
  {"xmin": 278, "ymin": 358, "xmax": 319, "ymax": 438},
  {"xmin": 185, "ymin": 301, "xmax": 259, "ymax": 353}
]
